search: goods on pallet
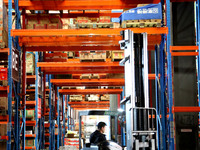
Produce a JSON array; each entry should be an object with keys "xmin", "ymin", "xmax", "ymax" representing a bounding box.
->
[
  {"xmin": 64, "ymin": 138, "xmax": 79, "ymax": 149},
  {"xmin": 76, "ymin": 16, "xmax": 113, "ymax": 28},
  {"xmin": 26, "ymin": 53, "xmax": 35, "ymax": 75},
  {"xmin": 120, "ymin": 3, "xmax": 162, "ymax": 28},
  {"xmin": 67, "ymin": 51, "xmax": 75, "ymax": 58},
  {"xmin": 45, "ymin": 52, "xmax": 67, "ymax": 62},
  {"xmin": 101, "ymin": 94, "xmax": 110, "ymax": 101},
  {"xmin": 107, "ymin": 73, "xmax": 124, "ymax": 79},
  {"xmin": 25, "ymin": 130, "xmax": 33, "ymax": 135},
  {"xmin": 111, "ymin": 51, "xmax": 124, "ymax": 61},
  {"xmin": 111, "ymin": 18, "xmax": 120, "ymax": 28},
  {"xmin": 25, "ymin": 139, "xmax": 35, "ymax": 147},
  {"xmin": 0, "ymin": 0, "xmax": 8, "ymax": 48},
  {"xmin": 87, "ymin": 94, "xmax": 99, "ymax": 101},
  {"xmin": 0, "ymin": 124, "xmax": 7, "ymax": 136},
  {"xmin": 20, "ymin": 110, "xmax": 35, "ymax": 119},
  {"xmin": 0, "ymin": 97, "xmax": 8, "ymax": 112},
  {"xmin": 26, "ymin": 14, "xmax": 62, "ymax": 29},
  {"xmin": 27, "ymin": 93, "xmax": 35, "ymax": 101},
  {"xmin": 79, "ymin": 51, "xmax": 106, "ymax": 62},
  {"xmin": 80, "ymin": 74, "xmax": 91, "ymax": 79},
  {"xmin": 91, "ymin": 74, "xmax": 100, "ymax": 79},
  {"xmin": 70, "ymin": 95, "xmax": 83, "ymax": 101}
]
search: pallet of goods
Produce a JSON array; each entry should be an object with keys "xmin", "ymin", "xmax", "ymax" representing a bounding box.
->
[
  {"xmin": 101, "ymin": 94, "xmax": 110, "ymax": 101},
  {"xmin": 80, "ymin": 74, "xmax": 92, "ymax": 79},
  {"xmin": 26, "ymin": 14, "xmax": 62, "ymax": 29},
  {"xmin": 26, "ymin": 53, "xmax": 35, "ymax": 75},
  {"xmin": 120, "ymin": 3, "xmax": 162, "ymax": 28},
  {"xmin": 111, "ymin": 51, "xmax": 124, "ymax": 61},
  {"xmin": 69, "ymin": 95, "xmax": 83, "ymax": 102},
  {"xmin": 0, "ymin": 0, "xmax": 8, "ymax": 48},
  {"xmin": 87, "ymin": 94, "xmax": 99, "ymax": 101},
  {"xmin": 45, "ymin": 52, "xmax": 67, "ymax": 62},
  {"xmin": 76, "ymin": 16, "xmax": 113, "ymax": 28},
  {"xmin": 79, "ymin": 51, "xmax": 106, "ymax": 62},
  {"xmin": 0, "ymin": 97, "xmax": 8, "ymax": 115}
]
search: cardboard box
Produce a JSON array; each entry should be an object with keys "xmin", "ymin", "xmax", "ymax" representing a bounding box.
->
[
  {"xmin": 0, "ymin": 124, "xmax": 7, "ymax": 136},
  {"xmin": 25, "ymin": 139, "xmax": 35, "ymax": 147},
  {"xmin": 26, "ymin": 110, "xmax": 34, "ymax": 119},
  {"xmin": 0, "ymin": 97, "xmax": 8, "ymax": 110},
  {"xmin": 111, "ymin": 51, "xmax": 124, "ymax": 61},
  {"xmin": 26, "ymin": 53, "xmax": 35, "ymax": 75},
  {"xmin": 0, "ymin": 68, "xmax": 7, "ymax": 80},
  {"xmin": 70, "ymin": 95, "xmax": 82, "ymax": 101},
  {"xmin": 99, "ymin": 16, "xmax": 110, "ymax": 23}
]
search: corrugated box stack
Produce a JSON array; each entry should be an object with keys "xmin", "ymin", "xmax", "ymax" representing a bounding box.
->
[
  {"xmin": 26, "ymin": 14, "xmax": 62, "ymax": 29},
  {"xmin": 45, "ymin": 52, "xmax": 68, "ymax": 62},
  {"xmin": 0, "ymin": 97, "xmax": 8, "ymax": 115},
  {"xmin": 111, "ymin": 51, "xmax": 124, "ymax": 61},
  {"xmin": 70, "ymin": 95, "xmax": 83, "ymax": 102},
  {"xmin": 79, "ymin": 51, "xmax": 106, "ymax": 62},
  {"xmin": 26, "ymin": 53, "xmax": 35, "ymax": 75},
  {"xmin": 101, "ymin": 94, "xmax": 110, "ymax": 101},
  {"xmin": 0, "ymin": 0, "xmax": 8, "ymax": 48}
]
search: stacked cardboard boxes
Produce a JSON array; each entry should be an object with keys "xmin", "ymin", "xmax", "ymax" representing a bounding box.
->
[
  {"xmin": 87, "ymin": 94, "xmax": 99, "ymax": 101},
  {"xmin": 70, "ymin": 95, "xmax": 83, "ymax": 101},
  {"xmin": 45, "ymin": 52, "xmax": 67, "ymax": 62},
  {"xmin": 26, "ymin": 14, "xmax": 62, "ymax": 29},
  {"xmin": 111, "ymin": 51, "xmax": 124, "ymax": 61},
  {"xmin": 101, "ymin": 94, "xmax": 110, "ymax": 101},
  {"xmin": 26, "ymin": 53, "xmax": 35, "ymax": 75},
  {"xmin": 0, "ymin": 0, "xmax": 8, "ymax": 48},
  {"xmin": 0, "ymin": 124, "xmax": 7, "ymax": 136},
  {"xmin": 0, "ymin": 97, "xmax": 8, "ymax": 114},
  {"xmin": 25, "ymin": 139, "xmax": 35, "ymax": 147},
  {"xmin": 79, "ymin": 51, "xmax": 106, "ymax": 62}
]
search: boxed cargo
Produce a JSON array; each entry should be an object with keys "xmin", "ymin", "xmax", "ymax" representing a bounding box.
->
[
  {"xmin": 25, "ymin": 139, "xmax": 35, "ymax": 147},
  {"xmin": 79, "ymin": 51, "xmax": 106, "ymax": 61},
  {"xmin": 70, "ymin": 95, "xmax": 82, "ymax": 101},
  {"xmin": 0, "ymin": 97, "xmax": 8, "ymax": 110},
  {"xmin": 25, "ymin": 130, "xmax": 33, "ymax": 135},
  {"xmin": 20, "ymin": 110, "xmax": 34, "ymax": 119},
  {"xmin": 88, "ymin": 94, "xmax": 99, "ymax": 101},
  {"xmin": 107, "ymin": 73, "xmax": 124, "ymax": 79},
  {"xmin": 101, "ymin": 94, "xmax": 110, "ymax": 101},
  {"xmin": 99, "ymin": 16, "xmax": 110, "ymax": 23},
  {"xmin": 111, "ymin": 51, "xmax": 124, "ymax": 61},
  {"xmin": 0, "ymin": 124, "xmax": 7, "ymax": 136},
  {"xmin": 26, "ymin": 53, "xmax": 35, "ymax": 75},
  {"xmin": 80, "ymin": 74, "xmax": 91, "ymax": 79}
]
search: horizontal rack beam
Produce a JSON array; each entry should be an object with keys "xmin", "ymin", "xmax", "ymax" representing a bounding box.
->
[
  {"xmin": 11, "ymin": 28, "xmax": 168, "ymax": 37},
  {"xmin": 5, "ymin": 0, "xmax": 160, "ymax": 10},
  {"xmin": 173, "ymin": 106, "xmax": 200, "ymax": 113},
  {"xmin": 59, "ymin": 89, "xmax": 123, "ymax": 94}
]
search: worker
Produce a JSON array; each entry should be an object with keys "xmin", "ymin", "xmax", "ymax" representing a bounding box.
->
[{"xmin": 90, "ymin": 122, "xmax": 107, "ymax": 145}]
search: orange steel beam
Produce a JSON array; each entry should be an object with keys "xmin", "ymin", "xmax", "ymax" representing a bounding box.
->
[
  {"xmin": 25, "ymin": 46, "xmax": 120, "ymax": 51},
  {"xmin": 11, "ymin": 28, "xmax": 168, "ymax": 37},
  {"xmin": 74, "ymin": 108, "xmax": 109, "ymax": 110},
  {"xmin": 172, "ymin": 106, "xmax": 200, "ymax": 113},
  {"xmin": 71, "ymin": 105, "xmax": 110, "ymax": 108},
  {"xmin": 170, "ymin": 46, "xmax": 199, "ymax": 56},
  {"xmin": 170, "ymin": 46, "xmax": 198, "ymax": 50},
  {"xmin": 58, "ymin": 89, "xmax": 123, "ymax": 94},
  {"xmin": 68, "ymin": 101, "xmax": 110, "ymax": 105},
  {"xmin": 5, "ymin": 0, "xmax": 160, "ymax": 10},
  {"xmin": 51, "ymin": 79, "xmax": 125, "ymax": 86}
]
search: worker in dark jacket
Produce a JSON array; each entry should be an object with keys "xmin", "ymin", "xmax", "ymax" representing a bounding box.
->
[{"xmin": 90, "ymin": 122, "xmax": 107, "ymax": 145}]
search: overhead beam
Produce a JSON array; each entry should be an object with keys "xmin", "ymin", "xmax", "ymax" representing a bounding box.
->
[{"xmin": 59, "ymin": 89, "xmax": 123, "ymax": 94}]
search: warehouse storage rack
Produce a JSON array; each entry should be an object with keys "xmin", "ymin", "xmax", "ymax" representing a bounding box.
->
[{"xmin": 4, "ymin": 0, "xmax": 197, "ymax": 150}]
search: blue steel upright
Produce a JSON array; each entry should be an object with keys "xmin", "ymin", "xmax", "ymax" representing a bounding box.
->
[
  {"xmin": 8, "ymin": 0, "xmax": 12, "ymax": 149},
  {"xmin": 166, "ymin": 0, "xmax": 175, "ymax": 149},
  {"xmin": 35, "ymin": 52, "xmax": 39, "ymax": 149},
  {"xmin": 48, "ymin": 75, "xmax": 52, "ymax": 150},
  {"xmin": 57, "ymin": 87, "xmax": 60, "ymax": 149},
  {"xmin": 196, "ymin": 0, "xmax": 200, "ymax": 133},
  {"xmin": 63, "ymin": 95, "xmax": 66, "ymax": 146}
]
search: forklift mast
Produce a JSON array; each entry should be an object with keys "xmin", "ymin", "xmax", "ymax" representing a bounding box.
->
[{"xmin": 119, "ymin": 30, "xmax": 157, "ymax": 150}]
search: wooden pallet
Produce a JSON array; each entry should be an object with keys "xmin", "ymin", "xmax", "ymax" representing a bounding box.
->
[
  {"xmin": 80, "ymin": 58, "xmax": 106, "ymax": 62},
  {"xmin": 76, "ymin": 22, "xmax": 114, "ymax": 29},
  {"xmin": 122, "ymin": 19, "xmax": 162, "ymax": 28}
]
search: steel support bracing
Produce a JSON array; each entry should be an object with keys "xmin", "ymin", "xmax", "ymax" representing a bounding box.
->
[{"xmin": 57, "ymin": 87, "xmax": 60, "ymax": 149}]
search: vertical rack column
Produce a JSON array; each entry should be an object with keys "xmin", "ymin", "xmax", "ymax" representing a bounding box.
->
[
  {"xmin": 166, "ymin": 0, "xmax": 175, "ymax": 149},
  {"xmin": 35, "ymin": 52, "xmax": 39, "ymax": 149},
  {"xmin": 7, "ymin": 0, "xmax": 12, "ymax": 149}
]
